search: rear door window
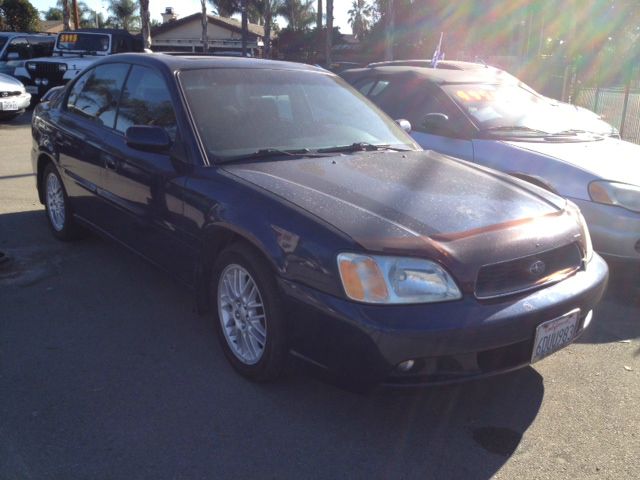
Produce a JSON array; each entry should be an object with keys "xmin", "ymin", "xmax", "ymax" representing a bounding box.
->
[{"xmin": 67, "ymin": 63, "xmax": 130, "ymax": 128}]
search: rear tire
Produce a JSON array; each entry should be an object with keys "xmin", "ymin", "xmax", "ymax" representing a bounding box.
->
[
  {"xmin": 211, "ymin": 242, "xmax": 287, "ymax": 382},
  {"xmin": 42, "ymin": 163, "xmax": 83, "ymax": 241}
]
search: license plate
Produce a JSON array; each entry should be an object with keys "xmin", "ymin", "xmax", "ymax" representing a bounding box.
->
[
  {"xmin": 531, "ymin": 309, "xmax": 579, "ymax": 363},
  {"xmin": 0, "ymin": 100, "xmax": 18, "ymax": 111},
  {"xmin": 25, "ymin": 85, "xmax": 38, "ymax": 94}
]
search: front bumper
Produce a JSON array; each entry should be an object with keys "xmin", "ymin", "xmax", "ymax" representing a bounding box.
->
[
  {"xmin": 280, "ymin": 253, "xmax": 609, "ymax": 387},
  {"xmin": 0, "ymin": 92, "xmax": 31, "ymax": 113},
  {"xmin": 572, "ymin": 197, "xmax": 640, "ymax": 262},
  {"xmin": 24, "ymin": 80, "xmax": 63, "ymax": 99}
]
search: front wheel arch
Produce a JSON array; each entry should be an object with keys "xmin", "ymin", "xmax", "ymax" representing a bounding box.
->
[
  {"xmin": 196, "ymin": 226, "xmax": 278, "ymax": 315},
  {"xmin": 36, "ymin": 153, "xmax": 55, "ymax": 204}
]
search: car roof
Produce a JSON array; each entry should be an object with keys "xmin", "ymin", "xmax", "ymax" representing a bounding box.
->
[
  {"xmin": 367, "ymin": 59, "xmax": 488, "ymax": 70},
  {"xmin": 69, "ymin": 28, "xmax": 138, "ymax": 37},
  {"xmin": 342, "ymin": 65, "xmax": 508, "ymax": 85},
  {"xmin": 0, "ymin": 32, "xmax": 54, "ymax": 38},
  {"xmin": 96, "ymin": 53, "xmax": 331, "ymax": 73}
]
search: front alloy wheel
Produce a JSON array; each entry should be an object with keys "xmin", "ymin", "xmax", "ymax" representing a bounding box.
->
[
  {"xmin": 217, "ymin": 264, "xmax": 267, "ymax": 365},
  {"xmin": 42, "ymin": 163, "xmax": 81, "ymax": 240},
  {"xmin": 46, "ymin": 171, "xmax": 66, "ymax": 232},
  {"xmin": 212, "ymin": 243, "xmax": 286, "ymax": 381}
]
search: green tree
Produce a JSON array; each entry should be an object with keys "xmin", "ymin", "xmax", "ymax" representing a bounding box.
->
[
  {"xmin": 107, "ymin": 0, "xmax": 139, "ymax": 31},
  {"xmin": 0, "ymin": 0, "xmax": 39, "ymax": 31},
  {"xmin": 43, "ymin": 7, "xmax": 63, "ymax": 20}
]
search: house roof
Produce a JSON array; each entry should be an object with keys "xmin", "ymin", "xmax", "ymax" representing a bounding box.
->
[
  {"xmin": 39, "ymin": 20, "xmax": 64, "ymax": 33},
  {"xmin": 151, "ymin": 13, "xmax": 273, "ymax": 39}
]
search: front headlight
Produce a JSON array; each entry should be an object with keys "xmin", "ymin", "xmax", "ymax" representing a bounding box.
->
[
  {"xmin": 337, "ymin": 253, "xmax": 462, "ymax": 304},
  {"xmin": 565, "ymin": 201, "xmax": 593, "ymax": 263},
  {"xmin": 589, "ymin": 180, "xmax": 640, "ymax": 213},
  {"xmin": 57, "ymin": 64, "xmax": 67, "ymax": 72}
]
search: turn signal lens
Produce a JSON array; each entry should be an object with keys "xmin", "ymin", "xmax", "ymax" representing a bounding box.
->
[{"xmin": 338, "ymin": 255, "xmax": 388, "ymax": 302}]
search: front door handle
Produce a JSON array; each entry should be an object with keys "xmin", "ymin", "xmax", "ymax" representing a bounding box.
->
[{"xmin": 103, "ymin": 154, "xmax": 118, "ymax": 170}]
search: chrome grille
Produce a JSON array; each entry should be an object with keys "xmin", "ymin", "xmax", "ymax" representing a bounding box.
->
[{"xmin": 475, "ymin": 243, "xmax": 582, "ymax": 299}]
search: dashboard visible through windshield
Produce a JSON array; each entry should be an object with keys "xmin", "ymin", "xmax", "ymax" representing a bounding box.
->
[{"xmin": 179, "ymin": 68, "xmax": 418, "ymax": 161}]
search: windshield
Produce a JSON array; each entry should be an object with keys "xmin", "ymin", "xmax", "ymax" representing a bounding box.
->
[
  {"xmin": 443, "ymin": 83, "xmax": 602, "ymax": 137},
  {"xmin": 56, "ymin": 33, "xmax": 109, "ymax": 53},
  {"xmin": 179, "ymin": 68, "xmax": 417, "ymax": 161}
]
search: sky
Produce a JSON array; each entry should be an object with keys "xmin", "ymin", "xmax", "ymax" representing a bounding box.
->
[{"xmin": 32, "ymin": 0, "xmax": 355, "ymax": 35}]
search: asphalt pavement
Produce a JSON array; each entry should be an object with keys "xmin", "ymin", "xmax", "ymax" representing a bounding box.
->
[{"xmin": 1, "ymin": 112, "xmax": 638, "ymax": 480}]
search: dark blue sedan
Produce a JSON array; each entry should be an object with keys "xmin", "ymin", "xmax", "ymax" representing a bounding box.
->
[{"xmin": 31, "ymin": 54, "xmax": 608, "ymax": 388}]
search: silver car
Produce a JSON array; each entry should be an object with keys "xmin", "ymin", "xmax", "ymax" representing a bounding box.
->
[
  {"xmin": 0, "ymin": 73, "xmax": 30, "ymax": 120},
  {"xmin": 342, "ymin": 66, "xmax": 640, "ymax": 264}
]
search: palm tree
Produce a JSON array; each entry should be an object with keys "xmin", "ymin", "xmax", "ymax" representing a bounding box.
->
[
  {"xmin": 278, "ymin": 0, "xmax": 315, "ymax": 31},
  {"xmin": 209, "ymin": 0, "xmax": 240, "ymax": 17},
  {"xmin": 107, "ymin": 0, "xmax": 139, "ymax": 31},
  {"xmin": 264, "ymin": 0, "xmax": 280, "ymax": 57},
  {"xmin": 61, "ymin": 0, "xmax": 71, "ymax": 30},
  {"xmin": 325, "ymin": 0, "xmax": 332, "ymax": 63},
  {"xmin": 201, "ymin": 0, "xmax": 208, "ymax": 52},
  {"xmin": 140, "ymin": 0, "xmax": 151, "ymax": 49},
  {"xmin": 347, "ymin": 0, "xmax": 372, "ymax": 39}
]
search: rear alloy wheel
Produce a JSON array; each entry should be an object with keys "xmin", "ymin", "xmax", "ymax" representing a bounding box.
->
[
  {"xmin": 43, "ymin": 163, "xmax": 81, "ymax": 240},
  {"xmin": 212, "ymin": 243, "xmax": 287, "ymax": 381}
]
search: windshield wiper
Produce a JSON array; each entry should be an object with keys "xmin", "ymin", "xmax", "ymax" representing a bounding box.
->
[
  {"xmin": 480, "ymin": 126, "xmax": 549, "ymax": 136},
  {"xmin": 317, "ymin": 142, "xmax": 411, "ymax": 153},
  {"xmin": 219, "ymin": 148, "xmax": 333, "ymax": 163}
]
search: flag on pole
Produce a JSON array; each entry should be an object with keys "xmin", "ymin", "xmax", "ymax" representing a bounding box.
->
[{"xmin": 432, "ymin": 32, "xmax": 445, "ymax": 68}]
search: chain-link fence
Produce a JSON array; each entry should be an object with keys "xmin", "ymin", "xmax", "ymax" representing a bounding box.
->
[{"xmin": 573, "ymin": 85, "xmax": 640, "ymax": 144}]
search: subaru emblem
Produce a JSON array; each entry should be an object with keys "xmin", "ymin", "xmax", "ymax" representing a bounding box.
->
[{"xmin": 529, "ymin": 260, "xmax": 546, "ymax": 276}]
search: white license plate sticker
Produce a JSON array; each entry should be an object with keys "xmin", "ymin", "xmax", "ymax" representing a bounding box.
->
[
  {"xmin": 0, "ymin": 100, "xmax": 18, "ymax": 111},
  {"xmin": 25, "ymin": 85, "xmax": 38, "ymax": 94},
  {"xmin": 531, "ymin": 310, "xmax": 579, "ymax": 363}
]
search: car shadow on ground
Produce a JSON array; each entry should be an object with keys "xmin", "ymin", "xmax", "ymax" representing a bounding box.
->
[
  {"xmin": 576, "ymin": 259, "xmax": 640, "ymax": 345},
  {"xmin": 0, "ymin": 109, "xmax": 32, "ymax": 129},
  {"xmin": 0, "ymin": 209, "xmax": 546, "ymax": 479}
]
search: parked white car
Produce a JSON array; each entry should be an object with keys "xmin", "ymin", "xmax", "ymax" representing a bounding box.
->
[
  {"xmin": 342, "ymin": 65, "xmax": 640, "ymax": 264},
  {"xmin": 0, "ymin": 73, "xmax": 30, "ymax": 120}
]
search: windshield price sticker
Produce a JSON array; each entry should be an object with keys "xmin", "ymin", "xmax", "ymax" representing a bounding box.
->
[
  {"xmin": 59, "ymin": 34, "xmax": 78, "ymax": 43},
  {"xmin": 456, "ymin": 90, "xmax": 494, "ymax": 102},
  {"xmin": 531, "ymin": 309, "xmax": 579, "ymax": 363}
]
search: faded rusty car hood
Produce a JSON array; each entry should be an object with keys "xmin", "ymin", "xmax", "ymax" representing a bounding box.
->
[{"xmin": 223, "ymin": 150, "xmax": 572, "ymax": 252}]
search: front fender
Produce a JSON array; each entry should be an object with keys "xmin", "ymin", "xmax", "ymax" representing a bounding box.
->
[{"xmin": 187, "ymin": 168, "xmax": 357, "ymax": 299}]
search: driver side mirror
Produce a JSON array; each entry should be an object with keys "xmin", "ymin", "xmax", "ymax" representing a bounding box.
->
[
  {"xmin": 7, "ymin": 52, "xmax": 20, "ymax": 61},
  {"xmin": 395, "ymin": 118, "xmax": 412, "ymax": 133},
  {"xmin": 125, "ymin": 126, "xmax": 171, "ymax": 153},
  {"xmin": 422, "ymin": 113, "xmax": 455, "ymax": 136}
]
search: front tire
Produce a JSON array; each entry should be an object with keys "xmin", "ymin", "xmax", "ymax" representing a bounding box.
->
[
  {"xmin": 42, "ymin": 163, "xmax": 82, "ymax": 240},
  {"xmin": 211, "ymin": 243, "xmax": 287, "ymax": 382}
]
